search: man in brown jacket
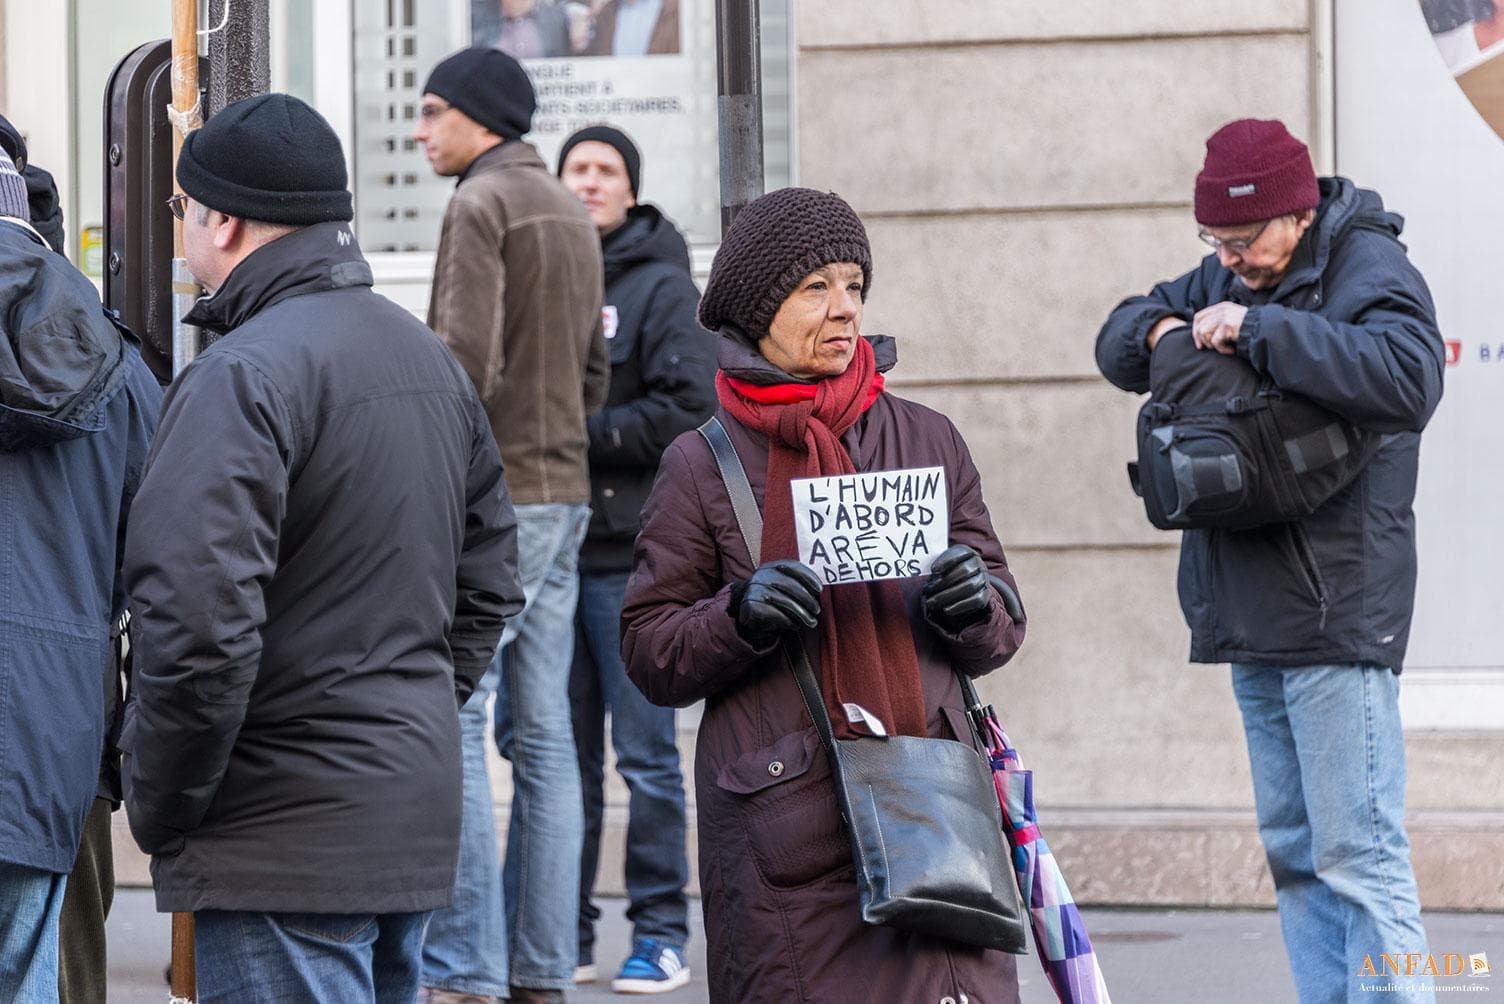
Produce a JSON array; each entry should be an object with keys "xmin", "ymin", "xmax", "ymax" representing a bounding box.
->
[{"xmin": 413, "ymin": 47, "xmax": 609, "ymax": 1004}]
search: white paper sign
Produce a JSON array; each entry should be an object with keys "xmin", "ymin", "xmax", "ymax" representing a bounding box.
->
[{"xmin": 791, "ymin": 467, "xmax": 949, "ymax": 584}]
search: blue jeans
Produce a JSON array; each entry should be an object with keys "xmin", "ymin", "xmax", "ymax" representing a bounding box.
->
[
  {"xmin": 194, "ymin": 909, "xmax": 430, "ymax": 1004},
  {"xmin": 419, "ymin": 670, "xmax": 510, "ymax": 996},
  {"xmin": 0, "ymin": 862, "xmax": 66, "ymax": 1003},
  {"xmin": 423, "ymin": 502, "xmax": 589, "ymax": 994},
  {"xmin": 1231, "ymin": 663, "xmax": 1433, "ymax": 1004},
  {"xmin": 570, "ymin": 570, "xmax": 690, "ymax": 965}
]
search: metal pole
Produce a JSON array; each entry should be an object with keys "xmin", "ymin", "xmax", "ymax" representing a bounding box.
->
[
  {"xmin": 714, "ymin": 0, "xmax": 764, "ymax": 235},
  {"xmin": 207, "ymin": 0, "xmax": 271, "ymax": 114}
]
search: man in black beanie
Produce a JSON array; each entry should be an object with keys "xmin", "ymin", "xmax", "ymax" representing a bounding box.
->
[
  {"xmin": 122, "ymin": 92, "xmax": 524, "ymax": 1002},
  {"xmin": 414, "ymin": 48, "xmax": 608, "ymax": 1004},
  {"xmin": 556, "ymin": 124, "xmax": 712, "ymax": 995}
]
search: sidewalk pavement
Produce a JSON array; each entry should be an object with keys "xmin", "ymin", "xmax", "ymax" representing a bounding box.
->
[{"xmin": 106, "ymin": 890, "xmax": 1500, "ymax": 1002}]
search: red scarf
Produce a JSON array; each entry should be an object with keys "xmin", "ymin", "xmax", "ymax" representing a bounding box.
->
[{"xmin": 717, "ymin": 337, "xmax": 927, "ymax": 739}]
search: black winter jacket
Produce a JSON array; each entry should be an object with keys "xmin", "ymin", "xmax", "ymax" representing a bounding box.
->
[
  {"xmin": 582, "ymin": 205, "xmax": 716, "ymax": 573},
  {"xmin": 1096, "ymin": 178, "xmax": 1445, "ymax": 669},
  {"xmin": 122, "ymin": 222, "xmax": 524, "ymax": 913}
]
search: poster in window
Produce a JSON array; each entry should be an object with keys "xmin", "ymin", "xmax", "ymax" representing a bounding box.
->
[{"xmin": 471, "ymin": 0, "xmax": 716, "ymax": 243}]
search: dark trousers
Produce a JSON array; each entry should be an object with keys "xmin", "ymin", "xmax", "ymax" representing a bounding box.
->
[
  {"xmin": 570, "ymin": 570, "xmax": 690, "ymax": 963},
  {"xmin": 58, "ymin": 797, "xmax": 114, "ymax": 1004}
]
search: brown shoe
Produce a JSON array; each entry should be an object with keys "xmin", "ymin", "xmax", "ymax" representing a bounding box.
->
[{"xmin": 507, "ymin": 988, "xmax": 564, "ymax": 1004}]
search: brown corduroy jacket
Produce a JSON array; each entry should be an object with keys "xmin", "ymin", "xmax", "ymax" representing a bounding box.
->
[{"xmin": 429, "ymin": 141, "xmax": 609, "ymax": 505}]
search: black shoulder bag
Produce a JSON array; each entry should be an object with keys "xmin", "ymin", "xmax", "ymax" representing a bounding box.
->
[{"xmin": 698, "ymin": 417, "xmax": 1027, "ymax": 953}]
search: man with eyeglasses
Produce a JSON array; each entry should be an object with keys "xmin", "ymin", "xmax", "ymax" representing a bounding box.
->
[
  {"xmin": 122, "ymin": 93, "xmax": 523, "ymax": 1000},
  {"xmin": 413, "ymin": 46, "xmax": 609, "ymax": 1004},
  {"xmin": 1095, "ymin": 118, "xmax": 1444, "ymax": 1003}
]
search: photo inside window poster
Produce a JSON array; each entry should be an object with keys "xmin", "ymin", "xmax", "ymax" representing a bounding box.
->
[
  {"xmin": 468, "ymin": 0, "xmax": 719, "ymax": 247},
  {"xmin": 471, "ymin": 0, "xmax": 683, "ymax": 59}
]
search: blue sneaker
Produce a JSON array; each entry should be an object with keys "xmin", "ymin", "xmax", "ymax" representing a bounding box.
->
[{"xmin": 611, "ymin": 938, "xmax": 690, "ymax": 995}]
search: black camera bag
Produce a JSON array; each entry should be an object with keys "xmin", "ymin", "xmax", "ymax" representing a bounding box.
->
[{"xmin": 1127, "ymin": 328, "xmax": 1377, "ymax": 531}]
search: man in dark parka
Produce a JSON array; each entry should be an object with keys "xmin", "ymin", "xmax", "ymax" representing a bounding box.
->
[
  {"xmin": 121, "ymin": 94, "xmax": 523, "ymax": 1001},
  {"xmin": 1095, "ymin": 118, "xmax": 1443, "ymax": 1003},
  {"xmin": 556, "ymin": 125, "xmax": 715, "ymax": 992}
]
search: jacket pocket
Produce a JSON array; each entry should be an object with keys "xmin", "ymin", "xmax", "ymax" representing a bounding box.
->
[
  {"xmin": 938, "ymin": 704, "xmax": 986, "ymax": 757},
  {"xmin": 1286, "ymin": 523, "xmax": 1330, "ymax": 632},
  {"xmin": 592, "ymin": 471, "xmax": 650, "ymax": 536},
  {"xmin": 717, "ymin": 729, "xmax": 851, "ymax": 889}
]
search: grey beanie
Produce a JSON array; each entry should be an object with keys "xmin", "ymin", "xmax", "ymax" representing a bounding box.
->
[{"xmin": 0, "ymin": 149, "xmax": 28, "ymax": 220}]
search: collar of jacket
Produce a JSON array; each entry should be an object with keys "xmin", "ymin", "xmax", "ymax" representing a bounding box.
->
[
  {"xmin": 1, "ymin": 215, "xmax": 47, "ymax": 247},
  {"xmin": 185, "ymin": 220, "xmax": 373, "ymax": 334},
  {"xmin": 716, "ymin": 331, "xmax": 898, "ymax": 387},
  {"xmin": 1249, "ymin": 176, "xmax": 1396, "ymax": 304},
  {"xmin": 458, "ymin": 139, "xmax": 547, "ymax": 184},
  {"xmin": 601, "ymin": 203, "xmax": 691, "ymax": 281}
]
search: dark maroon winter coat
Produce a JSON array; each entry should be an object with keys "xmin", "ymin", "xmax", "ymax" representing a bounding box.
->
[{"xmin": 623, "ymin": 335, "xmax": 1027, "ymax": 1004}]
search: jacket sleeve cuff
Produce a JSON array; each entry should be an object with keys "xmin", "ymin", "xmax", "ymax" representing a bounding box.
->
[
  {"xmin": 1236, "ymin": 306, "xmax": 1265, "ymax": 364},
  {"xmin": 924, "ymin": 588, "xmax": 1005, "ymax": 648}
]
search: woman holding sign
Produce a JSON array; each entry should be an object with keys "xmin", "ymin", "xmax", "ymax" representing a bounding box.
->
[{"xmin": 622, "ymin": 188, "xmax": 1027, "ymax": 1003}]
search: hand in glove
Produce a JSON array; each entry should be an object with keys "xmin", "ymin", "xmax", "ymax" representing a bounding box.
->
[
  {"xmin": 730, "ymin": 559, "xmax": 824, "ymax": 645},
  {"xmin": 922, "ymin": 545, "xmax": 992, "ymax": 632}
]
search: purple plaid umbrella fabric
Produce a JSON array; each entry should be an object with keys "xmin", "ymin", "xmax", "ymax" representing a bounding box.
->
[{"xmin": 982, "ymin": 715, "xmax": 1111, "ymax": 1004}]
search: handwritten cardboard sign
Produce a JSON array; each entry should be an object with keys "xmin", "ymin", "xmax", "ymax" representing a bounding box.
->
[{"xmin": 791, "ymin": 467, "xmax": 948, "ymax": 584}]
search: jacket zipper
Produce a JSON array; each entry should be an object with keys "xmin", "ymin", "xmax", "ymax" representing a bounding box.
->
[{"xmin": 1287, "ymin": 523, "xmax": 1329, "ymax": 631}]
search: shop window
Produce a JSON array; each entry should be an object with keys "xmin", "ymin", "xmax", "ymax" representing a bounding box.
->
[{"xmin": 351, "ymin": 0, "xmax": 790, "ymax": 254}]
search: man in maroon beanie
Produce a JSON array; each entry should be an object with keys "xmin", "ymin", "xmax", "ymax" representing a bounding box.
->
[{"xmin": 1096, "ymin": 119, "xmax": 1444, "ymax": 1003}]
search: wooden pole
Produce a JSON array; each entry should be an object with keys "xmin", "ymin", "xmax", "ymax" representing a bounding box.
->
[
  {"xmin": 169, "ymin": 0, "xmax": 199, "ymax": 257},
  {"xmin": 168, "ymin": 0, "xmax": 200, "ymax": 999}
]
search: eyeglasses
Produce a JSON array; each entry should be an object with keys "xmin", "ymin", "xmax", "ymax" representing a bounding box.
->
[
  {"xmin": 1197, "ymin": 218, "xmax": 1271, "ymax": 254},
  {"xmin": 417, "ymin": 102, "xmax": 453, "ymax": 121},
  {"xmin": 165, "ymin": 193, "xmax": 189, "ymax": 222}
]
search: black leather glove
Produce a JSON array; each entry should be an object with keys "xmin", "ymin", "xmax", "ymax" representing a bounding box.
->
[
  {"xmin": 729, "ymin": 560, "xmax": 823, "ymax": 645},
  {"xmin": 923, "ymin": 545, "xmax": 992, "ymax": 632}
]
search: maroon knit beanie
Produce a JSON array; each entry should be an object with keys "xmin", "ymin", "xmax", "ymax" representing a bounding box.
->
[
  {"xmin": 1193, "ymin": 119, "xmax": 1320, "ymax": 227},
  {"xmin": 698, "ymin": 187, "xmax": 872, "ymax": 339}
]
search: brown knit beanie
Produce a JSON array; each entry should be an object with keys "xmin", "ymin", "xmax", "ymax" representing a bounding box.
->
[
  {"xmin": 698, "ymin": 188, "xmax": 872, "ymax": 338},
  {"xmin": 1194, "ymin": 118, "xmax": 1319, "ymax": 227}
]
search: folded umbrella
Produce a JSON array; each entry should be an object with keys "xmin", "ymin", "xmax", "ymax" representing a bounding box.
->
[{"xmin": 962, "ymin": 677, "xmax": 1112, "ymax": 1004}]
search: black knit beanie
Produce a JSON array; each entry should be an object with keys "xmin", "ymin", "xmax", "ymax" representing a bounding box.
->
[
  {"xmin": 698, "ymin": 188, "xmax": 872, "ymax": 338},
  {"xmin": 557, "ymin": 125, "xmax": 641, "ymax": 197},
  {"xmin": 176, "ymin": 93, "xmax": 352, "ymax": 224},
  {"xmin": 423, "ymin": 48, "xmax": 536, "ymax": 140}
]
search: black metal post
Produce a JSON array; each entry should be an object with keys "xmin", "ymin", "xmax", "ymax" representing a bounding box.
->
[
  {"xmin": 207, "ymin": 0, "xmax": 271, "ymax": 114},
  {"xmin": 715, "ymin": 0, "xmax": 764, "ymax": 235}
]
